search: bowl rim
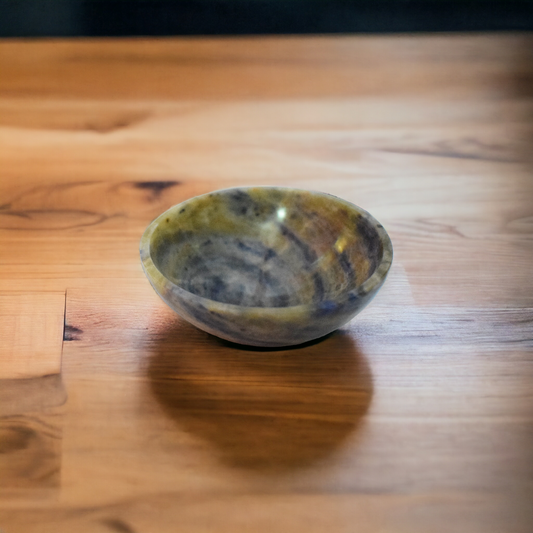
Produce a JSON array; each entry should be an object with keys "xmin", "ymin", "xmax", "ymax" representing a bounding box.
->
[{"xmin": 140, "ymin": 186, "xmax": 393, "ymax": 312}]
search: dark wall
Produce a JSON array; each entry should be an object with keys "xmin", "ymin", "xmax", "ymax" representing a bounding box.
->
[{"xmin": 1, "ymin": 0, "xmax": 533, "ymax": 37}]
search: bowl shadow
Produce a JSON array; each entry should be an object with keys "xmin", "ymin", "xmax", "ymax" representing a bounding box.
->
[{"xmin": 147, "ymin": 320, "xmax": 373, "ymax": 473}]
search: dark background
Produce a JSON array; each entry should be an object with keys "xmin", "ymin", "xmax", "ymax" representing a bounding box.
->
[{"xmin": 1, "ymin": 0, "xmax": 533, "ymax": 37}]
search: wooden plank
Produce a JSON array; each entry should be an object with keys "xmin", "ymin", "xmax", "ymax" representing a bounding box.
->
[
  {"xmin": 0, "ymin": 35, "xmax": 531, "ymax": 100},
  {"xmin": 0, "ymin": 293, "xmax": 65, "ymax": 496},
  {"xmin": 0, "ymin": 492, "xmax": 532, "ymax": 533},
  {"xmin": 0, "ymin": 94, "xmax": 531, "ymax": 309},
  {"xmin": 41, "ymin": 282, "xmax": 530, "ymax": 512},
  {"xmin": 0, "ymin": 292, "xmax": 65, "ymax": 379}
]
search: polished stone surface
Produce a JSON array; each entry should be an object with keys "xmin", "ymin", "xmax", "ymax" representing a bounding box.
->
[{"xmin": 140, "ymin": 187, "xmax": 393, "ymax": 346}]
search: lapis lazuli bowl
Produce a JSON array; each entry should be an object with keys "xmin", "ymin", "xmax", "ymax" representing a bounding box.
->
[{"xmin": 140, "ymin": 187, "xmax": 392, "ymax": 347}]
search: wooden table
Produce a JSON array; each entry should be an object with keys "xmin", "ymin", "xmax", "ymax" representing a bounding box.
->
[{"xmin": 1, "ymin": 34, "xmax": 532, "ymax": 533}]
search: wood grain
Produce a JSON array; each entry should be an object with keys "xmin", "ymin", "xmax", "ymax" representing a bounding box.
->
[
  {"xmin": 0, "ymin": 33, "xmax": 532, "ymax": 532},
  {"xmin": 0, "ymin": 411, "xmax": 63, "ymax": 494}
]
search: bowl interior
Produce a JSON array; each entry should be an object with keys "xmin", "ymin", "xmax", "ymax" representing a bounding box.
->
[{"xmin": 149, "ymin": 188, "xmax": 384, "ymax": 308}]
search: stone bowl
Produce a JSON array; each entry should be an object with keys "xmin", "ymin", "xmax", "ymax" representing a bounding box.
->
[{"xmin": 140, "ymin": 187, "xmax": 393, "ymax": 347}]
